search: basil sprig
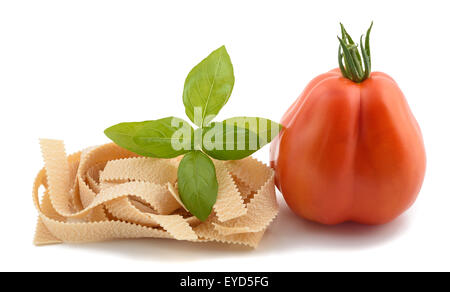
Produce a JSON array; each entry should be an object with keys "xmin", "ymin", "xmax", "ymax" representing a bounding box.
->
[{"xmin": 104, "ymin": 46, "xmax": 281, "ymax": 221}]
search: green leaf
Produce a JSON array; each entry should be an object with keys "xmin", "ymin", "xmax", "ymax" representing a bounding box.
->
[
  {"xmin": 132, "ymin": 117, "xmax": 194, "ymax": 158},
  {"xmin": 201, "ymin": 121, "xmax": 256, "ymax": 161},
  {"xmin": 178, "ymin": 151, "xmax": 218, "ymax": 221},
  {"xmin": 104, "ymin": 121, "xmax": 155, "ymax": 156},
  {"xmin": 183, "ymin": 46, "xmax": 235, "ymax": 127},
  {"xmin": 223, "ymin": 117, "xmax": 282, "ymax": 148},
  {"xmin": 201, "ymin": 118, "xmax": 282, "ymax": 160},
  {"xmin": 105, "ymin": 117, "xmax": 194, "ymax": 158}
]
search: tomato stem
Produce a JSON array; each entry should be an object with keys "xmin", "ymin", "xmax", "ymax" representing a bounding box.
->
[{"xmin": 338, "ymin": 22, "xmax": 373, "ymax": 83}]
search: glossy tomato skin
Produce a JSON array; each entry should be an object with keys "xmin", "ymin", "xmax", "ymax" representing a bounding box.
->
[{"xmin": 270, "ymin": 69, "xmax": 426, "ymax": 225}]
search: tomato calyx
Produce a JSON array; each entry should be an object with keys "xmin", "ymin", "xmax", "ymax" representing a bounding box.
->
[{"xmin": 338, "ymin": 22, "xmax": 373, "ymax": 83}]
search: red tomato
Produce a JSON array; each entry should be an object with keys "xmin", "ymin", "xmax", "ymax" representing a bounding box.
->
[{"xmin": 270, "ymin": 24, "xmax": 426, "ymax": 225}]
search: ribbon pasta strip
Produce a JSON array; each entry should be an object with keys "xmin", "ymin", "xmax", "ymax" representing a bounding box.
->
[{"xmin": 33, "ymin": 139, "xmax": 279, "ymax": 248}]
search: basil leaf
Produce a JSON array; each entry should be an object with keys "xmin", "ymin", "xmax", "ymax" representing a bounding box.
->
[
  {"xmin": 183, "ymin": 46, "xmax": 235, "ymax": 127},
  {"xmin": 104, "ymin": 117, "xmax": 193, "ymax": 158},
  {"xmin": 104, "ymin": 121, "xmax": 157, "ymax": 157},
  {"xmin": 178, "ymin": 151, "xmax": 218, "ymax": 221},
  {"xmin": 223, "ymin": 117, "xmax": 282, "ymax": 148},
  {"xmin": 201, "ymin": 122, "xmax": 256, "ymax": 160},
  {"xmin": 132, "ymin": 117, "xmax": 194, "ymax": 158}
]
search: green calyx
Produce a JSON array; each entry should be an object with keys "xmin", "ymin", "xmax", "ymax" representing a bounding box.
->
[{"xmin": 338, "ymin": 22, "xmax": 373, "ymax": 83}]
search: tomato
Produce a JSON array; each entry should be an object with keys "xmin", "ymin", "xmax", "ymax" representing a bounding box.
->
[{"xmin": 270, "ymin": 24, "xmax": 426, "ymax": 225}]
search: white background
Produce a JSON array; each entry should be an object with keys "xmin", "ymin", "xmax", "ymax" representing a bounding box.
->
[{"xmin": 1, "ymin": 0, "xmax": 449, "ymax": 272}]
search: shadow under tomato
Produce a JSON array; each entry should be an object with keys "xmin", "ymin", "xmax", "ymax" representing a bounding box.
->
[{"xmin": 258, "ymin": 194, "xmax": 412, "ymax": 253}]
